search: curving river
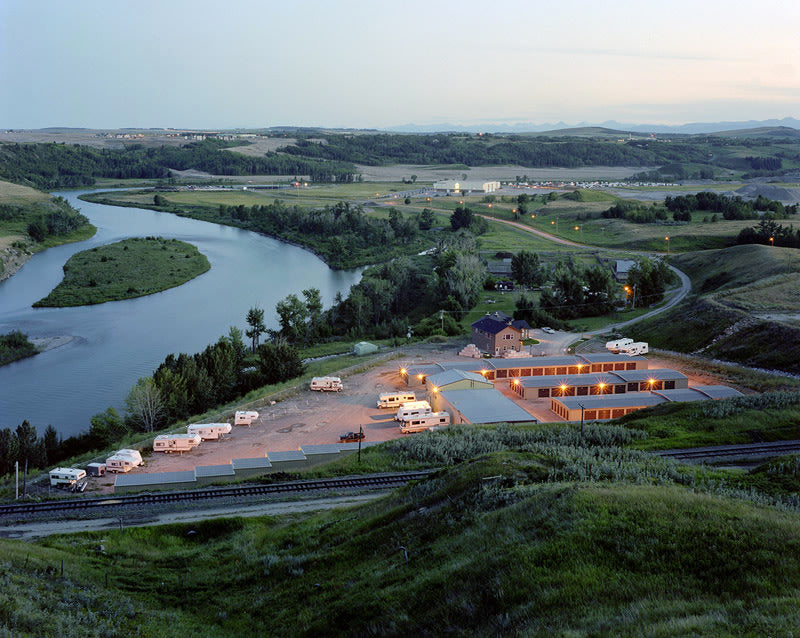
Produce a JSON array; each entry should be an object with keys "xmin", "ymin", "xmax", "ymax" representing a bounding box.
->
[{"xmin": 0, "ymin": 190, "xmax": 362, "ymax": 438}]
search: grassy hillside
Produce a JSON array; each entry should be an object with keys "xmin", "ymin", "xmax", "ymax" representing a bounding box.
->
[
  {"xmin": 630, "ymin": 244, "xmax": 800, "ymax": 373},
  {"xmin": 34, "ymin": 238, "xmax": 210, "ymax": 307},
  {"xmin": 4, "ymin": 430, "xmax": 800, "ymax": 636}
]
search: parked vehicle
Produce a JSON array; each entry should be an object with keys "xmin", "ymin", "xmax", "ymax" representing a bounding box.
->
[
  {"xmin": 395, "ymin": 400, "xmax": 433, "ymax": 421},
  {"xmin": 605, "ymin": 338, "xmax": 634, "ymax": 352},
  {"xmin": 618, "ymin": 342, "xmax": 649, "ymax": 355},
  {"xmin": 234, "ymin": 410, "xmax": 259, "ymax": 426},
  {"xmin": 187, "ymin": 423, "xmax": 232, "ymax": 440},
  {"xmin": 541, "ymin": 327, "xmax": 555, "ymax": 334},
  {"xmin": 153, "ymin": 434, "xmax": 201, "ymax": 453},
  {"xmin": 310, "ymin": 376, "xmax": 343, "ymax": 392},
  {"xmin": 400, "ymin": 412, "xmax": 451, "ymax": 433},
  {"xmin": 106, "ymin": 449, "xmax": 143, "ymax": 473},
  {"xmin": 340, "ymin": 431, "xmax": 365, "ymax": 442},
  {"xmin": 86, "ymin": 462, "xmax": 106, "ymax": 477},
  {"xmin": 377, "ymin": 392, "xmax": 416, "ymax": 409},
  {"xmin": 49, "ymin": 467, "xmax": 87, "ymax": 488}
]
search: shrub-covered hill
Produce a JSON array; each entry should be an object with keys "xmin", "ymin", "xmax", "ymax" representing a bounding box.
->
[
  {"xmin": 3, "ymin": 426, "xmax": 800, "ymax": 636},
  {"xmin": 630, "ymin": 244, "xmax": 800, "ymax": 374}
]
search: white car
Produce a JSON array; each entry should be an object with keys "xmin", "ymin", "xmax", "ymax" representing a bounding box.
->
[{"xmin": 541, "ymin": 327, "xmax": 555, "ymax": 334}]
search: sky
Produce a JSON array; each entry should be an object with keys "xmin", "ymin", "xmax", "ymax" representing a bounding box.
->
[{"xmin": 1, "ymin": 0, "xmax": 798, "ymax": 129}]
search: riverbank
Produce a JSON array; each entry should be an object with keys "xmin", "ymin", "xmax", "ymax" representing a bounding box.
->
[{"xmin": 33, "ymin": 237, "xmax": 210, "ymax": 307}]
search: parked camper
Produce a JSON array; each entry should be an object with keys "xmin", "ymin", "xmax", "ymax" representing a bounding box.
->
[
  {"xmin": 106, "ymin": 449, "xmax": 143, "ymax": 473},
  {"xmin": 395, "ymin": 400, "xmax": 433, "ymax": 422},
  {"xmin": 400, "ymin": 412, "xmax": 451, "ymax": 434},
  {"xmin": 187, "ymin": 423, "xmax": 232, "ymax": 441},
  {"xmin": 605, "ymin": 338, "xmax": 634, "ymax": 352},
  {"xmin": 86, "ymin": 462, "xmax": 106, "ymax": 477},
  {"xmin": 377, "ymin": 392, "xmax": 417, "ymax": 409},
  {"xmin": 49, "ymin": 467, "xmax": 87, "ymax": 488},
  {"xmin": 619, "ymin": 342, "xmax": 649, "ymax": 355},
  {"xmin": 234, "ymin": 410, "xmax": 259, "ymax": 426},
  {"xmin": 310, "ymin": 376, "xmax": 343, "ymax": 392},
  {"xmin": 153, "ymin": 434, "xmax": 201, "ymax": 453}
]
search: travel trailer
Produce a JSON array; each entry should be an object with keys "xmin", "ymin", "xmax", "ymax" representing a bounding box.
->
[
  {"xmin": 395, "ymin": 400, "xmax": 433, "ymax": 422},
  {"xmin": 187, "ymin": 423, "xmax": 232, "ymax": 440},
  {"xmin": 153, "ymin": 434, "xmax": 201, "ymax": 453},
  {"xmin": 310, "ymin": 376, "xmax": 343, "ymax": 392},
  {"xmin": 106, "ymin": 449, "xmax": 143, "ymax": 473},
  {"xmin": 49, "ymin": 467, "xmax": 87, "ymax": 488},
  {"xmin": 377, "ymin": 392, "xmax": 417, "ymax": 409},
  {"xmin": 234, "ymin": 411, "xmax": 259, "ymax": 426},
  {"xmin": 605, "ymin": 338, "xmax": 634, "ymax": 352},
  {"xmin": 400, "ymin": 412, "xmax": 451, "ymax": 434},
  {"xmin": 618, "ymin": 342, "xmax": 649, "ymax": 356}
]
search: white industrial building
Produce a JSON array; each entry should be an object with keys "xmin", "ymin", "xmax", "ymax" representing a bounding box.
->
[{"xmin": 433, "ymin": 180, "xmax": 500, "ymax": 194}]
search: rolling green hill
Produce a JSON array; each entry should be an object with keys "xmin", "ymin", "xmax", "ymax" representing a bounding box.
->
[
  {"xmin": 3, "ymin": 431, "xmax": 800, "ymax": 636},
  {"xmin": 630, "ymin": 244, "xmax": 800, "ymax": 373}
]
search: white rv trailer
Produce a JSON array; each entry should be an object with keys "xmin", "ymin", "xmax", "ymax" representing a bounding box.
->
[
  {"xmin": 106, "ymin": 449, "xmax": 143, "ymax": 473},
  {"xmin": 234, "ymin": 411, "xmax": 259, "ymax": 426},
  {"xmin": 153, "ymin": 434, "xmax": 201, "ymax": 453},
  {"xmin": 400, "ymin": 412, "xmax": 451, "ymax": 434},
  {"xmin": 605, "ymin": 338, "xmax": 634, "ymax": 352},
  {"xmin": 310, "ymin": 376, "xmax": 343, "ymax": 392},
  {"xmin": 395, "ymin": 400, "xmax": 433, "ymax": 422},
  {"xmin": 49, "ymin": 467, "xmax": 87, "ymax": 488},
  {"xmin": 618, "ymin": 342, "xmax": 649, "ymax": 356},
  {"xmin": 377, "ymin": 392, "xmax": 417, "ymax": 409},
  {"xmin": 187, "ymin": 423, "xmax": 232, "ymax": 440}
]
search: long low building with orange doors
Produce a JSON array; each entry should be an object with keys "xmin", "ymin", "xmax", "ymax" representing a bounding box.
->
[{"xmin": 509, "ymin": 369, "xmax": 689, "ymax": 400}]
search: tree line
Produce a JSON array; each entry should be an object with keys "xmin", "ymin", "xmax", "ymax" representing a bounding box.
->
[
  {"xmin": 0, "ymin": 140, "xmax": 360, "ymax": 189},
  {"xmin": 737, "ymin": 219, "xmax": 800, "ymax": 249}
]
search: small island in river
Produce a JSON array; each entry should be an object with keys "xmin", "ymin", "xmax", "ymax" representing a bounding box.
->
[{"xmin": 33, "ymin": 237, "xmax": 210, "ymax": 307}]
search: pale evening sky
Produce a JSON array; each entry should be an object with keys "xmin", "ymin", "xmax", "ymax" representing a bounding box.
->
[{"xmin": 1, "ymin": 0, "xmax": 798, "ymax": 129}]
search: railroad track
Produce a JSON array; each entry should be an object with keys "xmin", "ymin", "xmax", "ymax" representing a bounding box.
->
[
  {"xmin": 657, "ymin": 440, "xmax": 800, "ymax": 461},
  {"xmin": 0, "ymin": 471, "xmax": 434, "ymax": 517}
]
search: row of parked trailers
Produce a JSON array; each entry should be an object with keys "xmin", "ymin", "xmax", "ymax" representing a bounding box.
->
[
  {"xmin": 375, "ymin": 392, "xmax": 452, "ymax": 434},
  {"xmin": 153, "ymin": 412, "xmax": 259, "ymax": 453}
]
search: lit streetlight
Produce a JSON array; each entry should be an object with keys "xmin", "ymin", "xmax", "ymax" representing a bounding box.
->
[
  {"xmin": 665, "ymin": 236, "xmax": 670, "ymax": 253},
  {"xmin": 769, "ymin": 236, "xmax": 774, "ymax": 247}
]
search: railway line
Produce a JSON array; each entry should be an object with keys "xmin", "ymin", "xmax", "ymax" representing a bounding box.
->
[
  {"xmin": 0, "ymin": 471, "xmax": 433, "ymax": 517},
  {"xmin": 656, "ymin": 440, "xmax": 800, "ymax": 462}
]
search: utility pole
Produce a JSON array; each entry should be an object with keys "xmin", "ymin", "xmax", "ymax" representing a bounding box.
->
[
  {"xmin": 357, "ymin": 425, "xmax": 363, "ymax": 463},
  {"xmin": 15, "ymin": 461, "xmax": 18, "ymax": 500}
]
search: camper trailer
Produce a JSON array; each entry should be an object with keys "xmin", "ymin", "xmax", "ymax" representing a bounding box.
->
[
  {"xmin": 234, "ymin": 411, "xmax": 259, "ymax": 426},
  {"xmin": 400, "ymin": 412, "xmax": 451, "ymax": 434},
  {"xmin": 310, "ymin": 376, "xmax": 343, "ymax": 392},
  {"xmin": 377, "ymin": 392, "xmax": 417, "ymax": 409},
  {"xmin": 106, "ymin": 449, "xmax": 143, "ymax": 473},
  {"xmin": 605, "ymin": 338, "xmax": 634, "ymax": 352},
  {"xmin": 49, "ymin": 467, "xmax": 87, "ymax": 488},
  {"xmin": 153, "ymin": 434, "xmax": 201, "ymax": 453},
  {"xmin": 395, "ymin": 400, "xmax": 433, "ymax": 422},
  {"xmin": 86, "ymin": 462, "xmax": 106, "ymax": 477},
  {"xmin": 187, "ymin": 423, "xmax": 232, "ymax": 441},
  {"xmin": 619, "ymin": 342, "xmax": 649, "ymax": 356}
]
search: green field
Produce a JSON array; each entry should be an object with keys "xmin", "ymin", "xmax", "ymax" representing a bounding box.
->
[{"xmin": 33, "ymin": 237, "xmax": 210, "ymax": 307}]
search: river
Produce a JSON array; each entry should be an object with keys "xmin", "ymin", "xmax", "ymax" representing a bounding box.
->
[{"xmin": 0, "ymin": 190, "xmax": 362, "ymax": 438}]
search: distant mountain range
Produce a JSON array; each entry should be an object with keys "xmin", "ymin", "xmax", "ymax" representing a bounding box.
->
[{"xmin": 384, "ymin": 117, "xmax": 800, "ymax": 135}]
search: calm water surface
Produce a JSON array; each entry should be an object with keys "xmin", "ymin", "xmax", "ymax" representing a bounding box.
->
[{"xmin": 0, "ymin": 190, "xmax": 362, "ymax": 437}]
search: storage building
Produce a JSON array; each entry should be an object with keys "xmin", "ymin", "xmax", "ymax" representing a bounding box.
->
[
  {"xmin": 437, "ymin": 388, "xmax": 536, "ymax": 425},
  {"xmin": 510, "ymin": 368, "xmax": 688, "ymax": 399},
  {"xmin": 114, "ymin": 470, "xmax": 197, "ymax": 494}
]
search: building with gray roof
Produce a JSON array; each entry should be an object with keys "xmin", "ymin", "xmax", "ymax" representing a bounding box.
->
[{"xmin": 438, "ymin": 389, "xmax": 536, "ymax": 425}]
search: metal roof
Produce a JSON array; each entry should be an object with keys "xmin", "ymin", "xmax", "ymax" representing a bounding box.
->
[
  {"xmin": 611, "ymin": 368, "xmax": 688, "ymax": 382},
  {"xmin": 195, "ymin": 464, "xmax": 236, "ymax": 478},
  {"xmin": 554, "ymin": 393, "xmax": 665, "ymax": 410},
  {"xmin": 472, "ymin": 316, "xmax": 517, "ymax": 335},
  {"xmin": 403, "ymin": 364, "xmax": 445, "ymax": 377},
  {"xmin": 427, "ymin": 369, "xmax": 493, "ymax": 388},
  {"xmin": 232, "ymin": 457, "xmax": 272, "ymax": 469},
  {"xmin": 114, "ymin": 470, "xmax": 196, "ymax": 488},
  {"xmin": 441, "ymin": 389, "xmax": 536, "ymax": 424},
  {"xmin": 488, "ymin": 356, "xmax": 584, "ymax": 369},
  {"xmin": 653, "ymin": 389, "xmax": 710, "ymax": 402},
  {"xmin": 266, "ymin": 450, "xmax": 306, "ymax": 462},
  {"xmin": 517, "ymin": 372, "xmax": 623, "ymax": 388},
  {"xmin": 300, "ymin": 444, "xmax": 342, "ymax": 456},
  {"xmin": 681, "ymin": 385, "xmax": 743, "ymax": 400}
]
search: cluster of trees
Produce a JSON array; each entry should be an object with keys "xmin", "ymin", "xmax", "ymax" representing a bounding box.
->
[
  {"xmin": 510, "ymin": 251, "xmax": 547, "ymax": 287},
  {"xmin": 215, "ymin": 200, "xmax": 429, "ymax": 268},
  {"xmin": 664, "ymin": 192, "xmax": 761, "ymax": 220},
  {"xmin": 3, "ymin": 196, "xmax": 90, "ymax": 243},
  {"xmin": 625, "ymin": 258, "xmax": 674, "ymax": 307},
  {"xmin": 603, "ymin": 201, "xmax": 669, "ymax": 224},
  {"xmin": 737, "ymin": 219, "xmax": 800, "ymax": 249},
  {"xmin": 539, "ymin": 262, "xmax": 618, "ymax": 319},
  {"xmin": 0, "ymin": 140, "xmax": 359, "ymax": 189},
  {"xmin": 0, "ymin": 331, "xmax": 38, "ymax": 366},
  {"xmin": 449, "ymin": 206, "xmax": 488, "ymax": 234},
  {"xmin": 0, "ymin": 421, "xmax": 60, "ymax": 479}
]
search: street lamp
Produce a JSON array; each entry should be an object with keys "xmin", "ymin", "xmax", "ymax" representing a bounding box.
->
[
  {"xmin": 648, "ymin": 378, "xmax": 656, "ymax": 394},
  {"xmin": 579, "ymin": 403, "xmax": 585, "ymax": 441},
  {"xmin": 665, "ymin": 236, "xmax": 670, "ymax": 253},
  {"xmin": 769, "ymin": 236, "xmax": 774, "ymax": 247}
]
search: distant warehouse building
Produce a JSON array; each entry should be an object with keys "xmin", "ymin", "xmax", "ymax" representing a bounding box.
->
[
  {"xmin": 433, "ymin": 180, "xmax": 500, "ymax": 194},
  {"xmin": 550, "ymin": 385, "xmax": 743, "ymax": 421}
]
